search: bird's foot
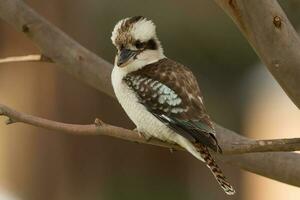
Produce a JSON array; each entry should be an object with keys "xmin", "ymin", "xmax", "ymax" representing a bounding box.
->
[
  {"xmin": 94, "ymin": 118, "xmax": 105, "ymax": 127},
  {"xmin": 133, "ymin": 127, "xmax": 152, "ymax": 141}
]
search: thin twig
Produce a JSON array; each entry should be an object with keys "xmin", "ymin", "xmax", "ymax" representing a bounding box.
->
[
  {"xmin": 0, "ymin": 103, "xmax": 181, "ymax": 150},
  {"xmin": 1, "ymin": 103, "xmax": 299, "ymax": 154},
  {"xmin": 0, "ymin": 54, "xmax": 52, "ymax": 64}
]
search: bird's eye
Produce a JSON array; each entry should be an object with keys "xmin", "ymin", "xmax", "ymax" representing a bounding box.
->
[{"xmin": 135, "ymin": 40, "xmax": 144, "ymax": 49}]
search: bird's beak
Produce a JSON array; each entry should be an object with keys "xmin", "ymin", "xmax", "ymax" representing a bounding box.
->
[{"xmin": 117, "ymin": 48, "xmax": 136, "ymax": 67}]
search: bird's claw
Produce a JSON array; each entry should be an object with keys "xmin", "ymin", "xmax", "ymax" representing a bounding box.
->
[
  {"xmin": 94, "ymin": 118, "xmax": 105, "ymax": 127},
  {"xmin": 133, "ymin": 127, "xmax": 152, "ymax": 141}
]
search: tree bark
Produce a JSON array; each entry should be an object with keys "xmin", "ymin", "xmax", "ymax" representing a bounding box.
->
[{"xmin": 214, "ymin": 0, "xmax": 300, "ymax": 108}]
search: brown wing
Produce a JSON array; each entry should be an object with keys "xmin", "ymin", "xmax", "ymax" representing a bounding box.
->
[{"xmin": 124, "ymin": 58, "xmax": 221, "ymax": 152}]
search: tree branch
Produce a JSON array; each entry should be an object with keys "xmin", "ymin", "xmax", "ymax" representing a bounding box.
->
[
  {"xmin": 214, "ymin": 0, "xmax": 300, "ymax": 109},
  {"xmin": 0, "ymin": 54, "xmax": 52, "ymax": 64},
  {"xmin": 225, "ymin": 138, "xmax": 300, "ymax": 154},
  {"xmin": 1, "ymin": 0, "xmax": 300, "ymax": 187},
  {"xmin": 1, "ymin": 103, "xmax": 300, "ymax": 154},
  {"xmin": 0, "ymin": 103, "xmax": 181, "ymax": 150}
]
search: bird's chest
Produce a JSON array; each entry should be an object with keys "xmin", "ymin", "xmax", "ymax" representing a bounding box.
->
[{"xmin": 111, "ymin": 67, "xmax": 174, "ymax": 140}]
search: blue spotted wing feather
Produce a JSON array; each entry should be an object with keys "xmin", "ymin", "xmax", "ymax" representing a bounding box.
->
[{"xmin": 124, "ymin": 58, "xmax": 221, "ymax": 153}]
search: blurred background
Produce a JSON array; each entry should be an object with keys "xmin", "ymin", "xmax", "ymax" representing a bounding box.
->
[{"xmin": 0, "ymin": 0, "xmax": 300, "ymax": 199}]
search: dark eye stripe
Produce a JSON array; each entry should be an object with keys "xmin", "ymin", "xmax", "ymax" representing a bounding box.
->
[
  {"xmin": 134, "ymin": 39, "xmax": 157, "ymax": 50},
  {"xmin": 146, "ymin": 39, "xmax": 157, "ymax": 50}
]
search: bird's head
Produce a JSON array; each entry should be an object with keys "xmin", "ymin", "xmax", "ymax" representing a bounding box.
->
[{"xmin": 111, "ymin": 16, "xmax": 165, "ymax": 71}]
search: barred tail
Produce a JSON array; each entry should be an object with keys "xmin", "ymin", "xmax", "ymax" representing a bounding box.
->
[{"xmin": 198, "ymin": 145, "xmax": 235, "ymax": 195}]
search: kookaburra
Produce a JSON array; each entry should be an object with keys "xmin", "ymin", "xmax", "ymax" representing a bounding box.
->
[{"xmin": 111, "ymin": 16, "xmax": 235, "ymax": 195}]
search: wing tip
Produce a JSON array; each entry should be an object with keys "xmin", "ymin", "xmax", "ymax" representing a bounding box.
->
[
  {"xmin": 209, "ymin": 133, "xmax": 223, "ymax": 154},
  {"xmin": 216, "ymin": 144, "xmax": 223, "ymax": 154}
]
